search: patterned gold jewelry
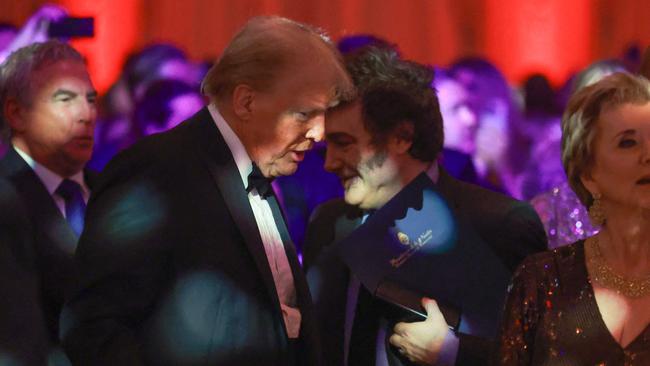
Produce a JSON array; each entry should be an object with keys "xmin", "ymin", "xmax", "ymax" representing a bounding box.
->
[
  {"xmin": 588, "ymin": 193, "xmax": 605, "ymax": 226},
  {"xmin": 587, "ymin": 237, "xmax": 650, "ymax": 298}
]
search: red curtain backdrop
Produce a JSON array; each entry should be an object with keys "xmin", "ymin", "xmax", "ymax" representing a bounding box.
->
[{"xmin": 3, "ymin": 0, "xmax": 649, "ymax": 93}]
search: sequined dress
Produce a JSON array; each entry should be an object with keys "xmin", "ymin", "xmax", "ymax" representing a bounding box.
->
[
  {"xmin": 530, "ymin": 183, "xmax": 599, "ymax": 249},
  {"xmin": 495, "ymin": 240, "xmax": 650, "ymax": 365}
]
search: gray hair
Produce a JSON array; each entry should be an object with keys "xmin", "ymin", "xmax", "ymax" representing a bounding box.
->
[
  {"xmin": 562, "ymin": 72, "xmax": 650, "ymax": 208},
  {"xmin": 201, "ymin": 15, "xmax": 349, "ymax": 101},
  {"xmin": 0, "ymin": 40, "xmax": 84, "ymax": 139},
  {"xmin": 572, "ymin": 59, "xmax": 627, "ymax": 93}
]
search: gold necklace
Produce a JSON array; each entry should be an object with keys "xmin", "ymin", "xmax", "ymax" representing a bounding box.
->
[{"xmin": 586, "ymin": 237, "xmax": 650, "ymax": 298}]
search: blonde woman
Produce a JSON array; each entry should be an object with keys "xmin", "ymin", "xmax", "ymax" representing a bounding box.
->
[{"xmin": 495, "ymin": 73, "xmax": 650, "ymax": 365}]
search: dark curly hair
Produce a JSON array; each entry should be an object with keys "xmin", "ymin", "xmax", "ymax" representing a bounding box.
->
[{"xmin": 337, "ymin": 45, "xmax": 443, "ymax": 162}]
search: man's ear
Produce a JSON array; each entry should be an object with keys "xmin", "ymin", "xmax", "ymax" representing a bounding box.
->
[
  {"xmin": 389, "ymin": 120, "xmax": 415, "ymax": 155},
  {"xmin": 231, "ymin": 84, "xmax": 255, "ymax": 120},
  {"xmin": 3, "ymin": 98, "xmax": 26, "ymax": 133}
]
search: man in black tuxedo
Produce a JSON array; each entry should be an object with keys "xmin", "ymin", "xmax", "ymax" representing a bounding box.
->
[
  {"xmin": 61, "ymin": 16, "xmax": 352, "ymax": 366},
  {"xmin": 303, "ymin": 46, "xmax": 546, "ymax": 365},
  {"xmin": 0, "ymin": 40, "xmax": 97, "ymax": 364}
]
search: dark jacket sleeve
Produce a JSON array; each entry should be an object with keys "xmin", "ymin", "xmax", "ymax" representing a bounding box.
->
[
  {"xmin": 457, "ymin": 198, "xmax": 547, "ymax": 365},
  {"xmin": 458, "ymin": 248, "xmax": 544, "ymax": 366},
  {"xmin": 303, "ymin": 200, "xmax": 353, "ymax": 366},
  {"xmin": 61, "ymin": 147, "xmax": 175, "ymax": 366},
  {"xmin": 493, "ymin": 202, "xmax": 548, "ymax": 272},
  {"xmin": 302, "ymin": 203, "xmax": 335, "ymax": 272},
  {"xmin": 0, "ymin": 180, "xmax": 49, "ymax": 365}
]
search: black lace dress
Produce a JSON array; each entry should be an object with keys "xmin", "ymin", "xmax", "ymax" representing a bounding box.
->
[{"xmin": 495, "ymin": 240, "xmax": 650, "ymax": 365}]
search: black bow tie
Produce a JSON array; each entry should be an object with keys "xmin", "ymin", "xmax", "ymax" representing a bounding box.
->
[{"xmin": 247, "ymin": 163, "xmax": 273, "ymax": 198}]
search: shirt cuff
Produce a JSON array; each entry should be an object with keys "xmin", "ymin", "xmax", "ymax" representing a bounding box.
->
[{"xmin": 435, "ymin": 328, "xmax": 459, "ymax": 366}]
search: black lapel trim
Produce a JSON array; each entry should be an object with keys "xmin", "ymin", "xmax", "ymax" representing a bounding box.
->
[
  {"xmin": 267, "ymin": 194, "xmax": 305, "ymax": 302},
  {"xmin": 1, "ymin": 148, "xmax": 78, "ymax": 252},
  {"xmin": 189, "ymin": 108, "xmax": 283, "ymax": 318},
  {"xmin": 268, "ymin": 194, "xmax": 318, "ymax": 362}
]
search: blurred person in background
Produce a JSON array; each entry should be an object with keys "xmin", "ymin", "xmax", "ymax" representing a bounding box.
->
[
  {"xmin": 122, "ymin": 43, "xmax": 199, "ymax": 102},
  {"xmin": 434, "ymin": 67, "xmax": 482, "ymax": 185},
  {"xmin": 621, "ymin": 43, "xmax": 642, "ymax": 74},
  {"xmin": 496, "ymin": 72, "xmax": 650, "ymax": 364},
  {"xmin": 530, "ymin": 60, "xmax": 626, "ymax": 249},
  {"xmin": 450, "ymin": 57, "xmax": 522, "ymax": 196},
  {"xmin": 0, "ymin": 40, "xmax": 97, "ymax": 365},
  {"xmin": 91, "ymin": 43, "xmax": 201, "ymax": 170},
  {"xmin": 131, "ymin": 79, "xmax": 204, "ymax": 138},
  {"xmin": 574, "ymin": 60, "xmax": 631, "ymax": 92},
  {"xmin": 515, "ymin": 73, "xmax": 562, "ymax": 200},
  {"xmin": 523, "ymin": 74, "xmax": 560, "ymax": 121},
  {"xmin": 0, "ymin": 4, "xmax": 68, "ymax": 64},
  {"xmin": 0, "ymin": 22, "xmax": 18, "ymax": 53},
  {"xmin": 435, "ymin": 69, "xmax": 478, "ymax": 157},
  {"xmin": 337, "ymin": 33, "xmax": 399, "ymax": 55}
]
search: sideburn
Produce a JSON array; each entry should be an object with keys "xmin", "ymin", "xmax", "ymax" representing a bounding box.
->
[{"xmin": 365, "ymin": 149, "xmax": 388, "ymax": 170}]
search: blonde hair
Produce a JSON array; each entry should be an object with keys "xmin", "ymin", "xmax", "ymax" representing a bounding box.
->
[
  {"xmin": 202, "ymin": 16, "xmax": 348, "ymax": 100},
  {"xmin": 561, "ymin": 72, "xmax": 650, "ymax": 207}
]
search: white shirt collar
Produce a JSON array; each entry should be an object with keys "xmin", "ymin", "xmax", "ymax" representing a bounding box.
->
[
  {"xmin": 208, "ymin": 103, "xmax": 253, "ymax": 188},
  {"xmin": 13, "ymin": 146, "xmax": 89, "ymax": 196}
]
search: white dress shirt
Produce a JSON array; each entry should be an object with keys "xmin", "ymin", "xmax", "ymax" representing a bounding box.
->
[
  {"xmin": 14, "ymin": 146, "xmax": 90, "ymax": 217},
  {"xmin": 208, "ymin": 104, "xmax": 301, "ymax": 338}
]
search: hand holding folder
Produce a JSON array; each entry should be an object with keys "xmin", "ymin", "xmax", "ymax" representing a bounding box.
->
[
  {"xmin": 335, "ymin": 173, "xmax": 462, "ymax": 331},
  {"xmin": 376, "ymin": 280, "xmax": 460, "ymax": 330}
]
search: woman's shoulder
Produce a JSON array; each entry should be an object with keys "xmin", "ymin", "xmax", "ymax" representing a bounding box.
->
[
  {"xmin": 527, "ymin": 240, "xmax": 584, "ymax": 264},
  {"xmin": 514, "ymin": 240, "xmax": 586, "ymax": 283}
]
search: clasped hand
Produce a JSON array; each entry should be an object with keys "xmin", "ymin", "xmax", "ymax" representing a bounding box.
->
[{"xmin": 388, "ymin": 297, "xmax": 450, "ymax": 365}]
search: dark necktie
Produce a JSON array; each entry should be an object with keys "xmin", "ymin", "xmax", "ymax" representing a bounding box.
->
[
  {"xmin": 247, "ymin": 163, "xmax": 273, "ymax": 198},
  {"xmin": 56, "ymin": 179, "xmax": 86, "ymax": 237}
]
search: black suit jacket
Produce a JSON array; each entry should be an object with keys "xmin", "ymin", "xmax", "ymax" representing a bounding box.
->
[
  {"xmin": 303, "ymin": 170, "xmax": 547, "ymax": 366},
  {"xmin": 0, "ymin": 148, "xmax": 95, "ymax": 339},
  {"xmin": 0, "ymin": 148, "xmax": 95, "ymax": 365},
  {"xmin": 0, "ymin": 178, "xmax": 49, "ymax": 365},
  {"xmin": 61, "ymin": 108, "xmax": 320, "ymax": 366}
]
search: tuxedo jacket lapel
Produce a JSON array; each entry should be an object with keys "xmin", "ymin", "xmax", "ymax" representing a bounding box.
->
[
  {"xmin": 191, "ymin": 108, "xmax": 283, "ymax": 319},
  {"xmin": 305, "ymin": 201, "xmax": 363, "ymax": 366},
  {"xmin": 267, "ymin": 193, "xmax": 311, "ymax": 309},
  {"xmin": 267, "ymin": 193, "xmax": 308, "ymax": 308},
  {"xmin": 2, "ymin": 148, "xmax": 78, "ymax": 253},
  {"xmin": 0, "ymin": 148, "xmax": 82, "ymax": 340},
  {"xmin": 267, "ymin": 193, "xmax": 322, "ymax": 363}
]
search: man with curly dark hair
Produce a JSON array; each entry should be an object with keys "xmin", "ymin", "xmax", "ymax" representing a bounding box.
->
[{"xmin": 303, "ymin": 45, "xmax": 546, "ymax": 365}]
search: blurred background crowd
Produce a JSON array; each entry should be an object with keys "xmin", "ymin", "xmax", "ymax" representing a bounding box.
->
[{"xmin": 1, "ymin": 1, "xmax": 648, "ymax": 252}]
